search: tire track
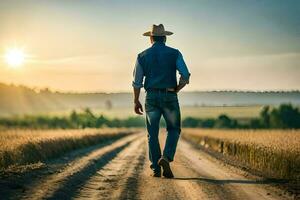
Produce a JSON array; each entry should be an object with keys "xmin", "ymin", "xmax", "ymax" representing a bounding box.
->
[
  {"xmin": 22, "ymin": 133, "xmax": 142, "ymax": 200},
  {"xmin": 118, "ymin": 146, "xmax": 146, "ymax": 200},
  {"xmin": 73, "ymin": 136, "xmax": 146, "ymax": 200}
]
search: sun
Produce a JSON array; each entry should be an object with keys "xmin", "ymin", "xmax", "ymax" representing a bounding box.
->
[{"xmin": 4, "ymin": 48, "xmax": 26, "ymax": 68}]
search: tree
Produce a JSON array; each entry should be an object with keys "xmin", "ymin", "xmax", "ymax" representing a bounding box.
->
[
  {"xmin": 214, "ymin": 114, "xmax": 233, "ymax": 128},
  {"xmin": 96, "ymin": 115, "xmax": 108, "ymax": 128},
  {"xmin": 182, "ymin": 117, "xmax": 201, "ymax": 127},
  {"xmin": 260, "ymin": 106, "xmax": 270, "ymax": 128},
  {"xmin": 269, "ymin": 104, "xmax": 300, "ymax": 129},
  {"xmin": 201, "ymin": 119, "xmax": 215, "ymax": 128},
  {"xmin": 70, "ymin": 110, "xmax": 79, "ymax": 128},
  {"xmin": 250, "ymin": 118, "xmax": 261, "ymax": 129}
]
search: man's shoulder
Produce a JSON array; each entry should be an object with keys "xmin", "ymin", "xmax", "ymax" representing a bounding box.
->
[
  {"xmin": 165, "ymin": 45, "xmax": 179, "ymax": 53},
  {"xmin": 138, "ymin": 47, "xmax": 152, "ymax": 57}
]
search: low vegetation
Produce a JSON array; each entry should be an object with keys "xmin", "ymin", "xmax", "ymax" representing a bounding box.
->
[
  {"xmin": 0, "ymin": 104, "xmax": 299, "ymax": 129},
  {"xmin": 0, "ymin": 108, "xmax": 145, "ymax": 129},
  {"xmin": 0, "ymin": 128, "xmax": 136, "ymax": 170},
  {"xmin": 182, "ymin": 129, "xmax": 300, "ymax": 181},
  {"xmin": 183, "ymin": 104, "xmax": 300, "ymax": 129}
]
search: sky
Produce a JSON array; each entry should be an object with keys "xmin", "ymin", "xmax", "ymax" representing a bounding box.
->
[{"xmin": 0, "ymin": 0, "xmax": 299, "ymax": 92}]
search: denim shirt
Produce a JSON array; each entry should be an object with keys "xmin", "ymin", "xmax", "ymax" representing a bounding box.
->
[{"xmin": 132, "ymin": 42, "xmax": 190, "ymax": 89}]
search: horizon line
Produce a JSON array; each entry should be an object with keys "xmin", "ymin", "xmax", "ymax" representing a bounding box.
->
[{"xmin": 1, "ymin": 82, "xmax": 300, "ymax": 94}]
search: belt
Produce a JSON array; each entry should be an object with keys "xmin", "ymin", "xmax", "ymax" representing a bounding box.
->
[{"xmin": 147, "ymin": 88, "xmax": 176, "ymax": 92}]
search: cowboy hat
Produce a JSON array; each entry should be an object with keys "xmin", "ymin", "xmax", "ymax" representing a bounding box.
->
[{"xmin": 143, "ymin": 24, "xmax": 173, "ymax": 36}]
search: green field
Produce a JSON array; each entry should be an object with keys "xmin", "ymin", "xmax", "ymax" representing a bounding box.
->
[
  {"xmin": 25, "ymin": 105, "xmax": 264, "ymax": 119},
  {"xmin": 90, "ymin": 105, "xmax": 264, "ymax": 119}
]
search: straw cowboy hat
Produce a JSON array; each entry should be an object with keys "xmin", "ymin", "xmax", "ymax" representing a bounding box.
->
[{"xmin": 143, "ymin": 24, "xmax": 173, "ymax": 36}]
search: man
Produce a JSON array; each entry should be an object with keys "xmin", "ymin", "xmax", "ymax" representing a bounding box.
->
[{"xmin": 132, "ymin": 24, "xmax": 190, "ymax": 178}]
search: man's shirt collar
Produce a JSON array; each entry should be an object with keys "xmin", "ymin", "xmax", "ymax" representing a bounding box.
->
[{"xmin": 152, "ymin": 41, "xmax": 166, "ymax": 47}]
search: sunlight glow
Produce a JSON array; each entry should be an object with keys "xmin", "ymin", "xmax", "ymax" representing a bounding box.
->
[{"xmin": 4, "ymin": 48, "xmax": 26, "ymax": 68}]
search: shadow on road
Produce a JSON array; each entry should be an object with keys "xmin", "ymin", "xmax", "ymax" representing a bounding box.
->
[{"xmin": 173, "ymin": 177, "xmax": 288, "ymax": 185}]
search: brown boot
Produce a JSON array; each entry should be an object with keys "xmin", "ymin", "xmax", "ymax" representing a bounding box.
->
[
  {"xmin": 151, "ymin": 170, "xmax": 161, "ymax": 177},
  {"xmin": 158, "ymin": 158, "xmax": 174, "ymax": 178}
]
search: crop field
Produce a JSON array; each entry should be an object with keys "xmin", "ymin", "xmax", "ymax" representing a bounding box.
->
[
  {"xmin": 90, "ymin": 105, "xmax": 264, "ymax": 119},
  {"xmin": 0, "ymin": 128, "xmax": 137, "ymax": 169},
  {"xmin": 182, "ymin": 128, "xmax": 300, "ymax": 181}
]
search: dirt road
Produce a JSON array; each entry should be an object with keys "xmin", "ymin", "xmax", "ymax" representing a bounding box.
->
[{"xmin": 1, "ymin": 132, "xmax": 293, "ymax": 200}]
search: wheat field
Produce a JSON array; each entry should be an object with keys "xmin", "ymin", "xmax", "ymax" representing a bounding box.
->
[
  {"xmin": 0, "ymin": 128, "xmax": 137, "ymax": 169},
  {"xmin": 182, "ymin": 128, "xmax": 300, "ymax": 152},
  {"xmin": 182, "ymin": 128, "xmax": 300, "ymax": 180}
]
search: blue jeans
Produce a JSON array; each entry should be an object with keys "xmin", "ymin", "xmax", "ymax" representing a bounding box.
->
[{"xmin": 145, "ymin": 90, "xmax": 181, "ymax": 172}]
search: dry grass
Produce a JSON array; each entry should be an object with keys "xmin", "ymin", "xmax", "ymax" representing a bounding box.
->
[
  {"xmin": 182, "ymin": 128, "xmax": 300, "ymax": 180},
  {"xmin": 0, "ymin": 128, "xmax": 137, "ymax": 169},
  {"xmin": 182, "ymin": 128, "xmax": 300, "ymax": 153}
]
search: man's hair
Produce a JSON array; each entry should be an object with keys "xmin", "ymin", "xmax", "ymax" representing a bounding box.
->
[{"xmin": 151, "ymin": 36, "xmax": 166, "ymax": 42}]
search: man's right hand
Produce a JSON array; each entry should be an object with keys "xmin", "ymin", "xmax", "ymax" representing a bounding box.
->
[{"xmin": 134, "ymin": 100, "xmax": 143, "ymax": 115}]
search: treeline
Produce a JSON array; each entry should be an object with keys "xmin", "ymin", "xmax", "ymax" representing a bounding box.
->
[
  {"xmin": 0, "ymin": 108, "xmax": 145, "ymax": 129},
  {"xmin": 183, "ymin": 104, "xmax": 300, "ymax": 129},
  {"xmin": 0, "ymin": 104, "xmax": 299, "ymax": 129}
]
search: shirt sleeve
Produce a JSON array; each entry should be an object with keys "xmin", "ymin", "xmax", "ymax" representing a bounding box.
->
[
  {"xmin": 176, "ymin": 51, "xmax": 191, "ymax": 84},
  {"xmin": 132, "ymin": 57, "xmax": 144, "ymax": 88}
]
